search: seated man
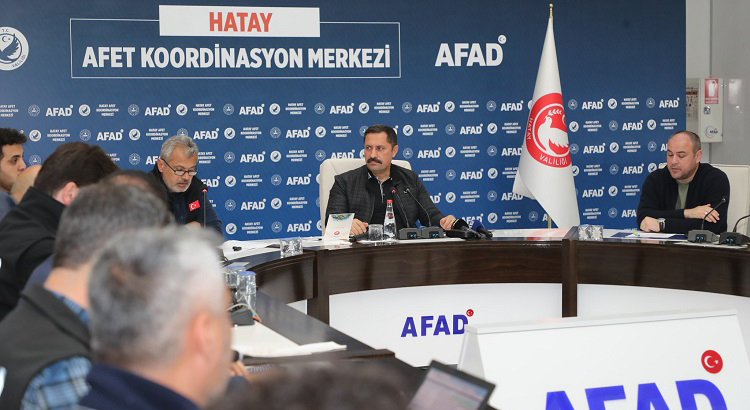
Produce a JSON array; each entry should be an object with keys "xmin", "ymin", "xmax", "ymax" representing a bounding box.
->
[
  {"xmin": 325, "ymin": 124, "xmax": 456, "ymax": 235},
  {"xmin": 0, "ymin": 142, "xmax": 118, "ymax": 320},
  {"xmin": 148, "ymin": 135, "xmax": 222, "ymax": 236},
  {"xmin": 637, "ymin": 130, "xmax": 730, "ymax": 234},
  {"xmin": 0, "ymin": 128, "xmax": 27, "ymax": 221},
  {"xmin": 79, "ymin": 227, "xmax": 232, "ymax": 409},
  {"xmin": 0, "ymin": 182, "xmax": 172, "ymax": 409}
]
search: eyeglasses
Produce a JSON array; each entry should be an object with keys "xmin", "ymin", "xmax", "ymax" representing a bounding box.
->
[{"xmin": 161, "ymin": 158, "xmax": 197, "ymax": 176}]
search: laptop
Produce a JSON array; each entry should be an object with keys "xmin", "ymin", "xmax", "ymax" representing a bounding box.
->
[{"xmin": 409, "ymin": 361, "xmax": 495, "ymax": 410}]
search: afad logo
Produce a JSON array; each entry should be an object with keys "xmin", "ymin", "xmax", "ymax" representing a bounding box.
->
[
  {"xmin": 0, "ymin": 27, "xmax": 29, "ymax": 71},
  {"xmin": 401, "ymin": 309, "xmax": 473, "ymax": 338},
  {"xmin": 526, "ymin": 93, "xmax": 571, "ymax": 168}
]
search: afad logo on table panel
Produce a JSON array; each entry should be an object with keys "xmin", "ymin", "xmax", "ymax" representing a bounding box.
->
[{"xmin": 401, "ymin": 309, "xmax": 473, "ymax": 338}]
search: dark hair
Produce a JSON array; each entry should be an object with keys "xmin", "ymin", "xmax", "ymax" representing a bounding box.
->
[
  {"xmin": 364, "ymin": 124, "xmax": 398, "ymax": 147},
  {"xmin": 34, "ymin": 142, "xmax": 119, "ymax": 196},
  {"xmin": 669, "ymin": 130, "xmax": 701, "ymax": 153},
  {"xmin": 53, "ymin": 183, "xmax": 173, "ymax": 269},
  {"xmin": 103, "ymin": 169, "xmax": 169, "ymax": 207},
  {"xmin": 0, "ymin": 128, "xmax": 27, "ymax": 161},
  {"xmin": 207, "ymin": 363, "xmax": 409, "ymax": 410}
]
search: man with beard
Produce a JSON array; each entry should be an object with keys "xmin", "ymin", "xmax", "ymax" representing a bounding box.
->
[
  {"xmin": 148, "ymin": 135, "xmax": 222, "ymax": 235},
  {"xmin": 637, "ymin": 130, "xmax": 729, "ymax": 234}
]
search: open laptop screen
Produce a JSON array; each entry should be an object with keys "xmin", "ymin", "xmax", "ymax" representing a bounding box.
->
[{"xmin": 409, "ymin": 361, "xmax": 495, "ymax": 410}]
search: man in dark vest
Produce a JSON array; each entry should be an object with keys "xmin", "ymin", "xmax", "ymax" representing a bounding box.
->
[
  {"xmin": 148, "ymin": 135, "xmax": 223, "ymax": 236},
  {"xmin": 0, "ymin": 142, "xmax": 118, "ymax": 320},
  {"xmin": 0, "ymin": 182, "xmax": 172, "ymax": 409}
]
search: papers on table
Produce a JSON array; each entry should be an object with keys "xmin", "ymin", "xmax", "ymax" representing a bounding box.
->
[
  {"xmin": 232, "ymin": 323, "xmax": 346, "ymax": 358},
  {"xmin": 324, "ymin": 213, "xmax": 354, "ymax": 241},
  {"xmin": 220, "ymin": 240, "xmax": 279, "ymax": 260},
  {"xmin": 610, "ymin": 231, "xmax": 686, "ymax": 241}
]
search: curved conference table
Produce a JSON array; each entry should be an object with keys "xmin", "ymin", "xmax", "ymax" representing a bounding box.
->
[
  {"xmin": 246, "ymin": 228, "xmax": 750, "ymax": 323},
  {"xmin": 238, "ymin": 229, "xmax": 750, "ymax": 402}
]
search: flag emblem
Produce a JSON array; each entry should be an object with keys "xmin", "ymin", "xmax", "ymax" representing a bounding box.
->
[
  {"xmin": 526, "ymin": 92, "xmax": 570, "ymax": 167},
  {"xmin": 189, "ymin": 200, "xmax": 201, "ymax": 211}
]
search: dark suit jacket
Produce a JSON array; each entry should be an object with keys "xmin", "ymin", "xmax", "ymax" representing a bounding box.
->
[{"xmin": 325, "ymin": 164, "xmax": 445, "ymax": 229}]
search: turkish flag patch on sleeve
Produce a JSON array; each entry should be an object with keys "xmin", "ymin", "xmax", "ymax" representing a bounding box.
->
[{"xmin": 189, "ymin": 200, "xmax": 201, "ymax": 211}]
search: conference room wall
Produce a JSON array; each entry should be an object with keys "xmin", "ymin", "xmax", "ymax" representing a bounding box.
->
[
  {"xmin": 686, "ymin": 0, "xmax": 712, "ymax": 161},
  {"xmin": 0, "ymin": 0, "xmax": 684, "ymax": 237},
  {"xmin": 705, "ymin": 0, "xmax": 750, "ymax": 166}
]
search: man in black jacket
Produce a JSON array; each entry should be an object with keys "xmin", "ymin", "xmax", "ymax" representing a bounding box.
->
[
  {"xmin": 148, "ymin": 135, "xmax": 222, "ymax": 236},
  {"xmin": 325, "ymin": 124, "xmax": 456, "ymax": 235},
  {"xmin": 637, "ymin": 130, "xmax": 729, "ymax": 234},
  {"xmin": 0, "ymin": 142, "xmax": 118, "ymax": 320}
]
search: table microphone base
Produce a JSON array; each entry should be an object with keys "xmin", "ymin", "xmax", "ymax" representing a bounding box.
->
[
  {"xmin": 719, "ymin": 232, "xmax": 750, "ymax": 245},
  {"xmin": 687, "ymin": 229, "xmax": 716, "ymax": 243}
]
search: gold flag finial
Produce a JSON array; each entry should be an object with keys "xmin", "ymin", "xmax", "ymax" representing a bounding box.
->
[{"xmin": 549, "ymin": 3, "xmax": 554, "ymax": 18}]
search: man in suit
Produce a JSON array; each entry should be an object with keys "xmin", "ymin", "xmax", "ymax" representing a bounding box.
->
[{"xmin": 325, "ymin": 124, "xmax": 456, "ymax": 235}]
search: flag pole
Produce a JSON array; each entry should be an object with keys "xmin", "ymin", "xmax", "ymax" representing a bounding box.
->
[
  {"xmin": 547, "ymin": 214, "xmax": 552, "ymax": 229},
  {"xmin": 549, "ymin": 3, "xmax": 553, "ymax": 18}
]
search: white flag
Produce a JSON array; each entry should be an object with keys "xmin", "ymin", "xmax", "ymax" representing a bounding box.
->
[{"xmin": 512, "ymin": 12, "xmax": 580, "ymax": 228}]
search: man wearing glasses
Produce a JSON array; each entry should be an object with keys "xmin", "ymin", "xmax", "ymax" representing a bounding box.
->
[{"xmin": 149, "ymin": 135, "xmax": 223, "ymax": 235}]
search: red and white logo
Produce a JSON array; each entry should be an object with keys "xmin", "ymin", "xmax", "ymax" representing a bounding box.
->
[
  {"xmin": 189, "ymin": 200, "xmax": 201, "ymax": 212},
  {"xmin": 525, "ymin": 93, "xmax": 571, "ymax": 168},
  {"xmin": 701, "ymin": 350, "xmax": 723, "ymax": 374}
]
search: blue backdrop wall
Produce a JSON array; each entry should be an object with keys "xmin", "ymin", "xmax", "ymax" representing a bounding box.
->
[{"xmin": 0, "ymin": 0, "xmax": 685, "ymax": 238}]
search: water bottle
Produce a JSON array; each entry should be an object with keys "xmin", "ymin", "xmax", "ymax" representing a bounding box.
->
[
  {"xmin": 237, "ymin": 270, "xmax": 257, "ymax": 312},
  {"xmin": 384, "ymin": 199, "xmax": 397, "ymax": 241}
]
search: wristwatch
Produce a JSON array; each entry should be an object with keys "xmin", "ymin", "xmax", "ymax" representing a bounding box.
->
[{"xmin": 657, "ymin": 218, "xmax": 666, "ymax": 231}]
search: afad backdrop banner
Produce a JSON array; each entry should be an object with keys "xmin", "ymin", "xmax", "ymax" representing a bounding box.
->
[{"xmin": 0, "ymin": 0, "xmax": 685, "ymax": 239}]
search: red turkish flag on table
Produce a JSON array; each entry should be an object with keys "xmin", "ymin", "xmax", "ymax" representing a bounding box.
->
[{"xmin": 512, "ymin": 8, "xmax": 580, "ymax": 228}]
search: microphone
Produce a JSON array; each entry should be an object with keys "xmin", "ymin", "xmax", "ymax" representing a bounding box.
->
[
  {"xmin": 719, "ymin": 213, "xmax": 750, "ymax": 245},
  {"xmin": 404, "ymin": 187, "xmax": 433, "ymax": 227},
  {"xmin": 391, "ymin": 182, "xmax": 409, "ymax": 229},
  {"xmin": 733, "ymin": 214, "xmax": 750, "ymax": 233},
  {"xmin": 688, "ymin": 197, "xmax": 727, "ymax": 243},
  {"xmin": 202, "ymin": 188, "xmax": 208, "ymax": 229},
  {"xmin": 471, "ymin": 220, "xmax": 494, "ymax": 239},
  {"xmin": 701, "ymin": 197, "xmax": 726, "ymax": 231},
  {"xmin": 446, "ymin": 218, "xmax": 480, "ymax": 239}
]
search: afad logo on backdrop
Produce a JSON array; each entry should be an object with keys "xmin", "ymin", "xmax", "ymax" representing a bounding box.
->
[
  {"xmin": 435, "ymin": 35, "xmax": 506, "ymax": 67},
  {"xmin": 0, "ymin": 27, "xmax": 29, "ymax": 71},
  {"xmin": 401, "ymin": 309, "xmax": 473, "ymax": 338},
  {"xmin": 526, "ymin": 93, "xmax": 571, "ymax": 168}
]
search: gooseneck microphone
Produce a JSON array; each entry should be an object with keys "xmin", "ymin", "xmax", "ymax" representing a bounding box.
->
[
  {"xmin": 403, "ymin": 187, "xmax": 433, "ymax": 227},
  {"xmin": 391, "ymin": 181, "xmax": 409, "ymax": 228},
  {"xmin": 202, "ymin": 188, "xmax": 208, "ymax": 229},
  {"xmin": 719, "ymin": 213, "xmax": 750, "ymax": 245},
  {"xmin": 732, "ymin": 214, "xmax": 750, "ymax": 233},
  {"xmin": 700, "ymin": 197, "xmax": 727, "ymax": 231},
  {"xmin": 688, "ymin": 196, "xmax": 727, "ymax": 243}
]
